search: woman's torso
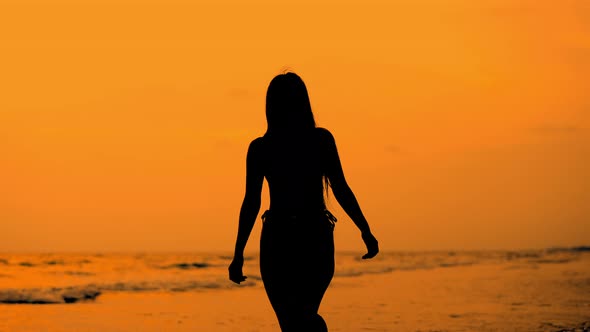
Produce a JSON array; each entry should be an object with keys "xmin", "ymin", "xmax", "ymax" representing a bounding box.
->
[{"xmin": 261, "ymin": 128, "xmax": 328, "ymax": 214}]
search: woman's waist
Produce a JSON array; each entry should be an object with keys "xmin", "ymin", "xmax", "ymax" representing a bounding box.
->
[{"xmin": 261, "ymin": 208, "xmax": 337, "ymax": 226}]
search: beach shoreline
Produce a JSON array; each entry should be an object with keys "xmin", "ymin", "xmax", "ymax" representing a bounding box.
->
[{"xmin": 1, "ymin": 250, "xmax": 589, "ymax": 331}]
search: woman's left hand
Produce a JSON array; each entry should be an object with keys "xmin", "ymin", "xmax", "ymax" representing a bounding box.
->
[
  {"xmin": 228, "ymin": 256, "xmax": 247, "ymax": 284},
  {"xmin": 361, "ymin": 231, "xmax": 379, "ymax": 259}
]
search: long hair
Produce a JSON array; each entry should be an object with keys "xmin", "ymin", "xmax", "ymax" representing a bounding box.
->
[
  {"xmin": 263, "ymin": 72, "xmax": 331, "ymax": 199},
  {"xmin": 264, "ymin": 72, "xmax": 316, "ymax": 137}
]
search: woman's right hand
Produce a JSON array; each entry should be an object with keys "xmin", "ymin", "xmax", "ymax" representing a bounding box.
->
[
  {"xmin": 361, "ymin": 232, "xmax": 379, "ymax": 259},
  {"xmin": 228, "ymin": 256, "xmax": 247, "ymax": 284}
]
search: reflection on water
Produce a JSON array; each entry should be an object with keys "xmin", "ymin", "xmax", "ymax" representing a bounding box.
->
[{"xmin": 0, "ymin": 247, "xmax": 588, "ymax": 304}]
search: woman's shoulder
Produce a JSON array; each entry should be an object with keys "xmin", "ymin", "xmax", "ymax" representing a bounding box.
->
[
  {"xmin": 314, "ymin": 127, "xmax": 336, "ymax": 145},
  {"xmin": 245, "ymin": 137, "xmax": 267, "ymax": 166},
  {"xmin": 250, "ymin": 136, "xmax": 265, "ymax": 144},
  {"xmin": 249, "ymin": 136, "xmax": 266, "ymax": 151},
  {"xmin": 314, "ymin": 127, "xmax": 331, "ymax": 137}
]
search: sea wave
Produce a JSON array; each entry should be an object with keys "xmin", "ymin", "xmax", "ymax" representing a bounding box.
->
[
  {"xmin": 0, "ymin": 287, "xmax": 101, "ymax": 304},
  {"xmin": 0, "ymin": 278, "xmax": 256, "ymax": 305},
  {"xmin": 161, "ymin": 262, "xmax": 210, "ymax": 270},
  {"xmin": 1, "ymin": 247, "xmax": 587, "ymax": 305}
]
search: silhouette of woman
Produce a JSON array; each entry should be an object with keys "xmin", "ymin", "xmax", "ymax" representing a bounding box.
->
[{"xmin": 229, "ymin": 72, "xmax": 379, "ymax": 332}]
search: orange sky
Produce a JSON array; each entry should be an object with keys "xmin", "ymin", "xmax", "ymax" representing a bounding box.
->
[{"xmin": 0, "ymin": 0, "xmax": 588, "ymax": 252}]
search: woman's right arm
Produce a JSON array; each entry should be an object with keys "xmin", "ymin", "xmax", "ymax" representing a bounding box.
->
[
  {"xmin": 229, "ymin": 138, "xmax": 264, "ymax": 284},
  {"xmin": 320, "ymin": 128, "xmax": 379, "ymax": 259}
]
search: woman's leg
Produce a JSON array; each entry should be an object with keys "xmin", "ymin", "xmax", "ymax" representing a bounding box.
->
[
  {"xmin": 298, "ymin": 225, "xmax": 334, "ymax": 332},
  {"xmin": 260, "ymin": 221, "xmax": 298, "ymax": 331},
  {"xmin": 260, "ymin": 218, "xmax": 335, "ymax": 332}
]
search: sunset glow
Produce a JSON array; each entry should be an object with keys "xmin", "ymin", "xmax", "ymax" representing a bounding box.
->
[{"xmin": 1, "ymin": 0, "xmax": 588, "ymax": 252}]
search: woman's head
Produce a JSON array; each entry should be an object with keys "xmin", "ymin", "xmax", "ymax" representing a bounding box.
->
[{"xmin": 265, "ymin": 72, "xmax": 316, "ymax": 136}]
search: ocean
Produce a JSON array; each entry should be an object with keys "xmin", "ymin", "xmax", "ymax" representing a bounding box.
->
[
  {"xmin": 1, "ymin": 248, "xmax": 589, "ymax": 331},
  {"xmin": 0, "ymin": 248, "xmax": 584, "ymax": 305}
]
